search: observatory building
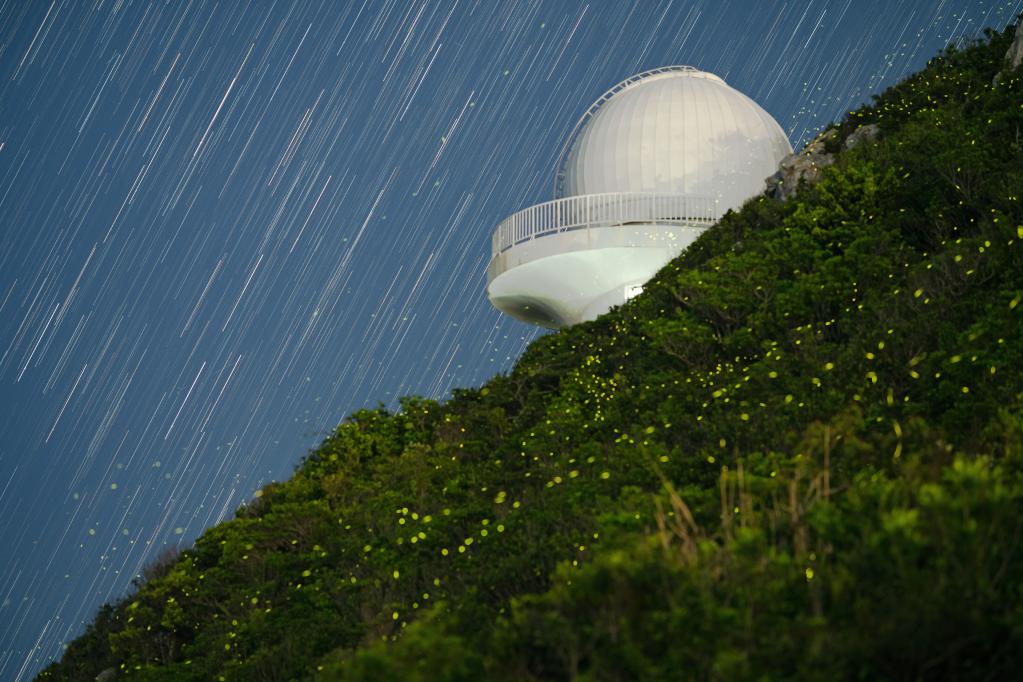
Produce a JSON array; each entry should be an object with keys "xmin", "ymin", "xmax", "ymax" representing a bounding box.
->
[{"xmin": 486, "ymin": 66, "xmax": 792, "ymax": 328}]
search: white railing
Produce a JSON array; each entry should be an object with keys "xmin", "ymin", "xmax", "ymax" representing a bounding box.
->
[{"xmin": 491, "ymin": 192, "xmax": 718, "ymax": 257}]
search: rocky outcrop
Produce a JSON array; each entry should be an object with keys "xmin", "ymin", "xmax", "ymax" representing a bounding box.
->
[
  {"xmin": 844, "ymin": 123, "xmax": 880, "ymax": 150},
  {"xmin": 993, "ymin": 21, "xmax": 1023, "ymax": 84},
  {"xmin": 764, "ymin": 123, "xmax": 881, "ymax": 201},
  {"xmin": 764, "ymin": 129, "xmax": 836, "ymax": 200},
  {"xmin": 1007, "ymin": 20, "xmax": 1023, "ymax": 69}
]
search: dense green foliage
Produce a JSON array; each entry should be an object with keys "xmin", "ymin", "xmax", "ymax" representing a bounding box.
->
[{"xmin": 41, "ymin": 25, "xmax": 1023, "ymax": 681}]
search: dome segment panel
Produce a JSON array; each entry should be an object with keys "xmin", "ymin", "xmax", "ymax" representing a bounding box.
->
[{"xmin": 559, "ymin": 68, "xmax": 792, "ymax": 214}]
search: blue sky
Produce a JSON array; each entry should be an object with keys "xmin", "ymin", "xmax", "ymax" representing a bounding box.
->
[{"xmin": 1, "ymin": 0, "xmax": 1020, "ymax": 677}]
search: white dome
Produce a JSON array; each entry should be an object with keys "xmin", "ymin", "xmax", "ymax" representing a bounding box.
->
[{"xmin": 557, "ymin": 66, "xmax": 792, "ymax": 213}]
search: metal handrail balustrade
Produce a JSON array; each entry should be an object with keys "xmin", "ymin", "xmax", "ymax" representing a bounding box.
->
[{"xmin": 491, "ymin": 192, "xmax": 718, "ymax": 257}]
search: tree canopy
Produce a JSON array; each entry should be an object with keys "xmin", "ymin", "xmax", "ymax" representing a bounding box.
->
[{"xmin": 40, "ymin": 23, "xmax": 1023, "ymax": 682}]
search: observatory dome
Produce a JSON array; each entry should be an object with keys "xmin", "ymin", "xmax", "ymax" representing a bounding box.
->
[
  {"xmin": 557, "ymin": 66, "xmax": 791, "ymax": 214},
  {"xmin": 487, "ymin": 65, "xmax": 791, "ymax": 329}
]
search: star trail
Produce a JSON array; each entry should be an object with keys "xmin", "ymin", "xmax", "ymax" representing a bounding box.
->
[{"xmin": 1, "ymin": 0, "xmax": 1020, "ymax": 677}]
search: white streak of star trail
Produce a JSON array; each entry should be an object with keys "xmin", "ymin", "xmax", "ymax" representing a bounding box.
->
[{"xmin": 1, "ymin": 1, "xmax": 1021, "ymax": 678}]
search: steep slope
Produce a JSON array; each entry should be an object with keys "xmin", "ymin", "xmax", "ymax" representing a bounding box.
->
[{"xmin": 41, "ymin": 24, "xmax": 1023, "ymax": 682}]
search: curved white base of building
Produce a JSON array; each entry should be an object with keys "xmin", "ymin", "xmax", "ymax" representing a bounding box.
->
[{"xmin": 487, "ymin": 223, "xmax": 706, "ymax": 328}]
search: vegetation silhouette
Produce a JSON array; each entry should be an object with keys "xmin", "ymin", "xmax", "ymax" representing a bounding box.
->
[{"xmin": 41, "ymin": 22, "xmax": 1023, "ymax": 681}]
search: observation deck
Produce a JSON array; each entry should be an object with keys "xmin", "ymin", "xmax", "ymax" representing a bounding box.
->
[{"xmin": 486, "ymin": 192, "xmax": 719, "ymax": 328}]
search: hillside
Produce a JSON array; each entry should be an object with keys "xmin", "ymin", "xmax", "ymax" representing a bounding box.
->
[{"xmin": 41, "ymin": 23, "xmax": 1023, "ymax": 681}]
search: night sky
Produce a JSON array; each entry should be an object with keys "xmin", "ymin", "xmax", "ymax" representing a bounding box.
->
[{"xmin": 1, "ymin": 0, "xmax": 1020, "ymax": 677}]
